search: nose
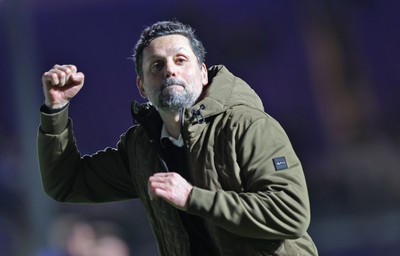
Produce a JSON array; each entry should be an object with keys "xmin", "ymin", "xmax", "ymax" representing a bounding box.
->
[{"xmin": 164, "ymin": 60, "xmax": 177, "ymax": 78}]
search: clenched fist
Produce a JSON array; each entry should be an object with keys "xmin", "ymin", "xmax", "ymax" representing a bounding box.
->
[{"xmin": 42, "ymin": 64, "xmax": 85, "ymax": 109}]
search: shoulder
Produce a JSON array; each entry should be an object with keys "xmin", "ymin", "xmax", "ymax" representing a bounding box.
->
[
  {"xmin": 218, "ymin": 106, "xmax": 288, "ymax": 139},
  {"xmin": 118, "ymin": 124, "xmax": 144, "ymax": 149},
  {"xmin": 224, "ymin": 105, "xmax": 271, "ymax": 126}
]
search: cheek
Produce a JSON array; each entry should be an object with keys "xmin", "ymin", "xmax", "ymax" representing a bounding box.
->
[
  {"xmin": 185, "ymin": 68, "xmax": 202, "ymax": 84},
  {"xmin": 143, "ymin": 69, "xmax": 164, "ymax": 83},
  {"xmin": 143, "ymin": 76, "xmax": 161, "ymax": 90}
]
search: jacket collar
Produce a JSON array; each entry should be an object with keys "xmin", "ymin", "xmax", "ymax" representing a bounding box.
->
[
  {"xmin": 131, "ymin": 101, "xmax": 163, "ymax": 142},
  {"xmin": 130, "ymin": 64, "xmax": 265, "ymax": 131}
]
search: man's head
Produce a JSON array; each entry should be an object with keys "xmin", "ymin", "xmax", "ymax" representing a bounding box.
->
[
  {"xmin": 134, "ymin": 20, "xmax": 206, "ymax": 80},
  {"xmin": 133, "ymin": 21, "xmax": 208, "ymax": 113}
]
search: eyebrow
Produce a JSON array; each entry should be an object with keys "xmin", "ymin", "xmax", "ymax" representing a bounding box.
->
[{"xmin": 144, "ymin": 54, "xmax": 163, "ymax": 64}]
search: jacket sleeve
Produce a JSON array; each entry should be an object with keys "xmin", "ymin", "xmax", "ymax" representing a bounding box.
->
[
  {"xmin": 187, "ymin": 115, "xmax": 311, "ymax": 240},
  {"xmin": 37, "ymin": 106, "xmax": 137, "ymax": 203}
]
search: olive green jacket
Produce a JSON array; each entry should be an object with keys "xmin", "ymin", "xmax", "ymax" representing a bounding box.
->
[{"xmin": 38, "ymin": 65, "xmax": 318, "ymax": 255}]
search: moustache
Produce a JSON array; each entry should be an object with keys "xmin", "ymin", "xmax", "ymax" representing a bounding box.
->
[{"xmin": 161, "ymin": 78, "xmax": 186, "ymax": 90}]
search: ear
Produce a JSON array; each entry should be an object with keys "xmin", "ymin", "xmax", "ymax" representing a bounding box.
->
[
  {"xmin": 200, "ymin": 63, "xmax": 208, "ymax": 86},
  {"xmin": 136, "ymin": 77, "xmax": 147, "ymax": 98}
]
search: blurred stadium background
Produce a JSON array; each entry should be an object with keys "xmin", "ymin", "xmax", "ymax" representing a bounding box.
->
[{"xmin": 1, "ymin": 0, "xmax": 399, "ymax": 255}]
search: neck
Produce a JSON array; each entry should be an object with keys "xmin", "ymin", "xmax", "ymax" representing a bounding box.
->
[{"xmin": 159, "ymin": 110, "xmax": 181, "ymax": 139}]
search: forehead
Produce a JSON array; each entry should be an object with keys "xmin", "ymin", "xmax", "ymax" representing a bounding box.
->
[{"xmin": 143, "ymin": 34, "xmax": 193, "ymax": 59}]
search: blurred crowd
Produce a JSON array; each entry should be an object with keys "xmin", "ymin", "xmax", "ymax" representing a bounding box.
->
[{"xmin": 35, "ymin": 214, "xmax": 129, "ymax": 256}]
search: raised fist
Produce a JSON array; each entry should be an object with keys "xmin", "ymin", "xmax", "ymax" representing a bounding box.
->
[{"xmin": 42, "ymin": 64, "xmax": 85, "ymax": 109}]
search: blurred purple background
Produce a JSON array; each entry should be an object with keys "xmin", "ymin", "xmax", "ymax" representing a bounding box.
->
[{"xmin": 1, "ymin": 0, "xmax": 400, "ymax": 255}]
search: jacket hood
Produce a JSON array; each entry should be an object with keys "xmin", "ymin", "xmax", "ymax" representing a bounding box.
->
[{"xmin": 191, "ymin": 65, "xmax": 265, "ymax": 119}]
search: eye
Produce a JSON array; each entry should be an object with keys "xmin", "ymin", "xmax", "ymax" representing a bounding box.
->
[
  {"xmin": 176, "ymin": 56, "xmax": 187, "ymax": 65},
  {"xmin": 150, "ymin": 61, "xmax": 164, "ymax": 72}
]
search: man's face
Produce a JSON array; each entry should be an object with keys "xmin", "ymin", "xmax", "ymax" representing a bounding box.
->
[{"xmin": 137, "ymin": 34, "xmax": 208, "ymax": 113}]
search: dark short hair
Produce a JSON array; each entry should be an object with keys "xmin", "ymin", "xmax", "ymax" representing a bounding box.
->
[{"xmin": 133, "ymin": 20, "xmax": 206, "ymax": 79}]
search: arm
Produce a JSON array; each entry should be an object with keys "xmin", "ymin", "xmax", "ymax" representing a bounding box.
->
[
  {"xmin": 38, "ymin": 65, "xmax": 136, "ymax": 202},
  {"xmin": 187, "ymin": 116, "xmax": 311, "ymax": 240}
]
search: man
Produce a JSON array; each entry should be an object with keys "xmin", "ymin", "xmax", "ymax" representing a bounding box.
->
[{"xmin": 38, "ymin": 20, "xmax": 318, "ymax": 255}]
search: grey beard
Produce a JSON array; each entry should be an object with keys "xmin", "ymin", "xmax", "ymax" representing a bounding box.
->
[
  {"xmin": 146, "ymin": 77, "xmax": 201, "ymax": 113},
  {"xmin": 158, "ymin": 89, "xmax": 194, "ymax": 112},
  {"xmin": 157, "ymin": 78, "xmax": 200, "ymax": 112}
]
